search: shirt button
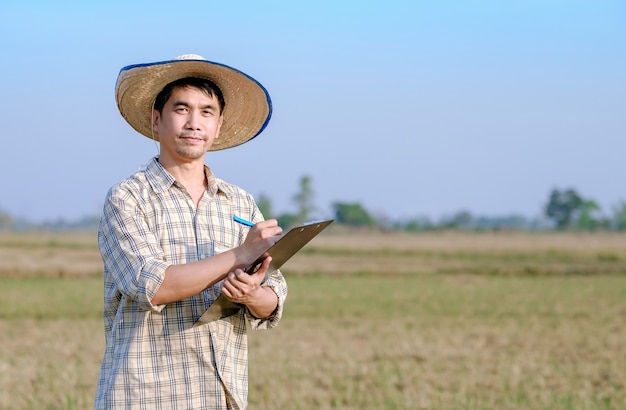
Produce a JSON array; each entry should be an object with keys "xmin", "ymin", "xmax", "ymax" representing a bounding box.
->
[{"xmin": 200, "ymin": 254, "xmax": 206, "ymax": 259}]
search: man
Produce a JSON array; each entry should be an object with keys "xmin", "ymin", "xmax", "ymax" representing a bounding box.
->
[{"xmin": 95, "ymin": 54, "xmax": 288, "ymax": 409}]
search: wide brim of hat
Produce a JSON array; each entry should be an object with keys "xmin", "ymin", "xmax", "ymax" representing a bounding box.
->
[{"xmin": 115, "ymin": 58, "xmax": 272, "ymax": 151}]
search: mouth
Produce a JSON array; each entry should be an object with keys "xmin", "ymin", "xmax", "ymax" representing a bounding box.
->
[{"xmin": 179, "ymin": 133, "xmax": 206, "ymax": 143}]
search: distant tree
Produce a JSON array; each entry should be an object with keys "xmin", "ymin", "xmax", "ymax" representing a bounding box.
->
[
  {"xmin": 373, "ymin": 212, "xmax": 393, "ymax": 231},
  {"xmin": 275, "ymin": 212, "xmax": 300, "ymax": 230},
  {"xmin": 332, "ymin": 202, "xmax": 376, "ymax": 227},
  {"xmin": 256, "ymin": 193, "xmax": 273, "ymax": 219},
  {"xmin": 611, "ymin": 201, "xmax": 626, "ymax": 231},
  {"xmin": 575, "ymin": 199, "xmax": 605, "ymax": 231},
  {"xmin": 73, "ymin": 216, "xmax": 101, "ymax": 230},
  {"xmin": 404, "ymin": 220, "xmax": 422, "ymax": 232},
  {"xmin": 439, "ymin": 210, "xmax": 474, "ymax": 230},
  {"xmin": 393, "ymin": 216, "xmax": 434, "ymax": 232},
  {"xmin": 293, "ymin": 175, "xmax": 315, "ymax": 224},
  {"xmin": 0, "ymin": 209, "xmax": 13, "ymax": 230},
  {"xmin": 452, "ymin": 210, "xmax": 473, "ymax": 229},
  {"xmin": 473, "ymin": 214, "xmax": 530, "ymax": 231},
  {"xmin": 545, "ymin": 188, "xmax": 584, "ymax": 230}
]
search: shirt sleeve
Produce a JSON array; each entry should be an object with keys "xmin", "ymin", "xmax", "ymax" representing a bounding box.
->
[
  {"xmin": 247, "ymin": 267, "xmax": 288, "ymax": 330},
  {"xmin": 99, "ymin": 185, "xmax": 169, "ymax": 312}
]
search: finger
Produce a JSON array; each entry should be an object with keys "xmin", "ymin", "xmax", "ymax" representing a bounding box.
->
[
  {"xmin": 224, "ymin": 271, "xmax": 243, "ymax": 290},
  {"xmin": 223, "ymin": 279, "xmax": 245, "ymax": 299},
  {"xmin": 233, "ymin": 270, "xmax": 256, "ymax": 287},
  {"xmin": 255, "ymin": 219, "xmax": 278, "ymax": 229},
  {"xmin": 259, "ymin": 227, "xmax": 283, "ymax": 240},
  {"xmin": 221, "ymin": 283, "xmax": 233, "ymax": 298},
  {"xmin": 255, "ymin": 220, "xmax": 283, "ymax": 237},
  {"xmin": 233, "ymin": 268, "xmax": 246, "ymax": 279},
  {"xmin": 227, "ymin": 277, "xmax": 245, "ymax": 292},
  {"xmin": 252, "ymin": 256, "xmax": 272, "ymax": 279}
]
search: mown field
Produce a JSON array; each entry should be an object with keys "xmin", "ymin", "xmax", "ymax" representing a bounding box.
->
[{"xmin": 0, "ymin": 229, "xmax": 625, "ymax": 409}]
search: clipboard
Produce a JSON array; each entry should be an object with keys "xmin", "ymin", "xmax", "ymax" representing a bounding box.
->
[{"xmin": 193, "ymin": 219, "xmax": 334, "ymax": 326}]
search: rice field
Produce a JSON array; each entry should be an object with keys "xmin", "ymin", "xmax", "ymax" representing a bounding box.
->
[{"xmin": 0, "ymin": 229, "xmax": 625, "ymax": 409}]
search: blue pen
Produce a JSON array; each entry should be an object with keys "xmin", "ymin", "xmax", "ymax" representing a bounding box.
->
[{"xmin": 233, "ymin": 215, "xmax": 255, "ymax": 227}]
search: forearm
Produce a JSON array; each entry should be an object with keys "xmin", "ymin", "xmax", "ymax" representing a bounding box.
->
[
  {"xmin": 245, "ymin": 286, "xmax": 279, "ymax": 319},
  {"xmin": 148, "ymin": 219, "xmax": 282, "ymax": 306},
  {"xmin": 152, "ymin": 250, "xmax": 245, "ymax": 305}
]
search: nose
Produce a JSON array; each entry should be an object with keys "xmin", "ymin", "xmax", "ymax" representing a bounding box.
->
[{"xmin": 185, "ymin": 110, "xmax": 202, "ymax": 130}]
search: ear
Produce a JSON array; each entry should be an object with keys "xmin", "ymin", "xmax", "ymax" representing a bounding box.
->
[{"xmin": 152, "ymin": 109, "xmax": 160, "ymax": 133}]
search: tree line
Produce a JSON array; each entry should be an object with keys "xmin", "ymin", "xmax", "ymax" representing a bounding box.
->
[
  {"xmin": 1, "ymin": 178, "xmax": 625, "ymax": 232},
  {"xmin": 261, "ymin": 178, "xmax": 626, "ymax": 232}
]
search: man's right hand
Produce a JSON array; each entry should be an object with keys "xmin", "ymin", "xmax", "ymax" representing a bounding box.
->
[{"xmin": 235, "ymin": 219, "xmax": 282, "ymax": 269}]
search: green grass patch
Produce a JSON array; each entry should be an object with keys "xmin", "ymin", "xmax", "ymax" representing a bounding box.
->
[{"xmin": 0, "ymin": 277, "xmax": 102, "ymax": 320}]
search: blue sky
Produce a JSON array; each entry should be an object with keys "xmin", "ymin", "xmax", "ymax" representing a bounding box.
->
[{"xmin": 1, "ymin": 0, "xmax": 625, "ymax": 222}]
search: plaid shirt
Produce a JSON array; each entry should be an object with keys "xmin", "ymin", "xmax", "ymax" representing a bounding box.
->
[{"xmin": 95, "ymin": 157, "xmax": 287, "ymax": 409}]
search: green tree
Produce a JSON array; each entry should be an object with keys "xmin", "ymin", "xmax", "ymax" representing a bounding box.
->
[
  {"xmin": 256, "ymin": 193, "xmax": 273, "ymax": 219},
  {"xmin": 401, "ymin": 218, "xmax": 432, "ymax": 232},
  {"xmin": 275, "ymin": 212, "xmax": 299, "ymax": 230},
  {"xmin": 441, "ymin": 210, "xmax": 474, "ymax": 230},
  {"xmin": 293, "ymin": 175, "xmax": 315, "ymax": 224},
  {"xmin": 611, "ymin": 201, "xmax": 626, "ymax": 231},
  {"xmin": 332, "ymin": 202, "xmax": 376, "ymax": 227},
  {"xmin": 545, "ymin": 188, "xmax": 584, "ymax": 230},
  {"xmin": 575, "ymin": 199, "xmax": 603, "ymax": 231}
]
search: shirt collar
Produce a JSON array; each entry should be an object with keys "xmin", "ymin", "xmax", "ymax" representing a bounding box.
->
[{"xmin": 144, "ymin": 157, "xmax": 229, "ymax": 198}]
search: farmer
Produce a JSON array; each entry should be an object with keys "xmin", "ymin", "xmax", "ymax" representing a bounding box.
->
[{"xmin": 95, "ymin": 54, "xmax": 288, "ymax": 409}]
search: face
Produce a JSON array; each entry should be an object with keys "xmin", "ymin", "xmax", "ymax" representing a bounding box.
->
[{"xmin": 152, "ymin": 85, "xmax": 223, "ymax": 163}]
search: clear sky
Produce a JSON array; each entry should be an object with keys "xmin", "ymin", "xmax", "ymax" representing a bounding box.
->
[{"xmin": 1, "ymin": 0, "xmax": 625, "ymax": 222}]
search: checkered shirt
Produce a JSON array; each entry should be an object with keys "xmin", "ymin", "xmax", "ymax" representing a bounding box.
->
[{"xmin": 94, "ymin": 157, "xmax": 287, "ymax": 409}]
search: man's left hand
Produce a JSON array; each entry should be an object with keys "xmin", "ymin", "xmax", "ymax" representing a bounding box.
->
[{"xmin": 221, "ymin": 257, "xmax": 271, "ymax": 305}]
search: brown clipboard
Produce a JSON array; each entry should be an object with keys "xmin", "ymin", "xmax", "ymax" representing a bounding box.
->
[{"xmin": 193, "ymin": 219, "xmax": 334, "ymax": 326}]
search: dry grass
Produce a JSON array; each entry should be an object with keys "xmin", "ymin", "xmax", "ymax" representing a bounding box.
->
[
  {"xmin": 1, "ymin": 230, "xmax": 625, "ymax": 409},
  {"xmin": 2, "ymin": 229, "xmax": 625, "ymax": 278},
  {"xmin": 289, "ymin": 229, "xmax": 626, "ymax": 276},
  {"xmin": 0, "ymin": 231, "xmax": 100, "ymax": 278},
  {"xmin": 249, "ymin": 274, "xmax": 626, "ymax": 409},
  {"xmin": 0, "ymin": 318, "xmax": 103, "ymax": 409}
]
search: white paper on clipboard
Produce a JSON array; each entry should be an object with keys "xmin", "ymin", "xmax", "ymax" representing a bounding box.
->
[{"xmin": 193, "ymin": 219, "xmax": 334, "ymax": 326}]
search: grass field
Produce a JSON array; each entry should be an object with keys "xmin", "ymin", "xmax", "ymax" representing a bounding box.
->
[{"xmin": 1, "ymin": 229, "xmax": 625, "ymax": 409}]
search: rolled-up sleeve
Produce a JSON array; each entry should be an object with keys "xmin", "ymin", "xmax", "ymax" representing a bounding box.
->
[
  {"xmin": 99, "ymin": 186, "xmax": 169, "ymax": 312},
  {"xmin": 248, "ymin": 268, "xmax": 288, "ymax": 330}
]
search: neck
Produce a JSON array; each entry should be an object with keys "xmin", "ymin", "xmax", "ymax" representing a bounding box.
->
[{"xmin": 158, "ymin": 156, "xmax": 207, "ymax": 190}]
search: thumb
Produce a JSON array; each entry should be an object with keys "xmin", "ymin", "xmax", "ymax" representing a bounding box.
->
[{"xmin": 253, "ymin": 256, "xmax": 273, "ymax": 280}]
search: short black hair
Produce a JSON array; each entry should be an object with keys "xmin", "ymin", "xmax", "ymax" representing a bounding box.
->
[{"xmin": 153, "ymin": 77, "xmax": 225, "ymax": 114}]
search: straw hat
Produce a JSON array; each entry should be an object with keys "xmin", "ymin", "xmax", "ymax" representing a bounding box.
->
[{"xmin": 115, "ymin": 54, "xmax": 272, "ymax": 151}]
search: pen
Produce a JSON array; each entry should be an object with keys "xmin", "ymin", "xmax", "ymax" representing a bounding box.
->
[{"xmin": 233, "ymin": 215, "xmax": 255, "ymax": 227}]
